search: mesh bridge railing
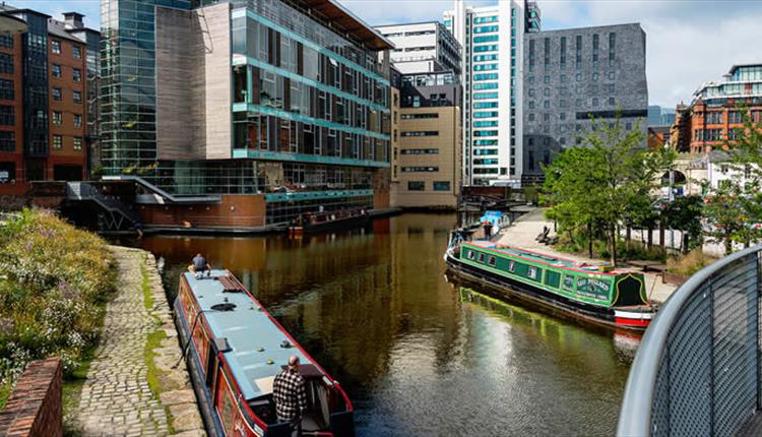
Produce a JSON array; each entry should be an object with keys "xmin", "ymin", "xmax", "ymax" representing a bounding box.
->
[{"xmin": 618, "ymin": 246, "xmax": 762, "ymax": 436}]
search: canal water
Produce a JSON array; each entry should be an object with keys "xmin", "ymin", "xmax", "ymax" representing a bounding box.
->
[{"xmin": 139, "ymin": 213, "xmax": 633, "ymax": 436}]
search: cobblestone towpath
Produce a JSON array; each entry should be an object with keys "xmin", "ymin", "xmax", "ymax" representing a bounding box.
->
[{"xmin": 73, "ymin": 246, "xmax": 206, "ymax": 437}]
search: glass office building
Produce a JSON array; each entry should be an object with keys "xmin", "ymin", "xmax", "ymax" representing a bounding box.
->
[
  {"xmin": 100, "ymin": 0, "xmax": 392, "ymax": 224},
  {"xmin": 444, "ymin": 0, "xmax": 539, "ymax": 186}
]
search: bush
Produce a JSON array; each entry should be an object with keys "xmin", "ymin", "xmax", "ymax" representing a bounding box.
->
[
  {"xmin": 0, "ymin": 209, "xmax": 115, "ymax": 385},
  {"xmin": 667, "ymin": 248, "xmax": 714, "ymax": 277}
]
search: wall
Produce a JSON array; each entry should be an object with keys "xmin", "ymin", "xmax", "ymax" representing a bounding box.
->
[
  {"xmin": 155, "ymin": 6, "xmax": 206, "ymax": 160},
  {"xmin": 0, "ymin": 358, "xmax": 63, "ymax": 437},
  {"xmin": 393, "ymin": 106, "xmax": 461, "ymax": 209},
  {"xmin": 138, "ymin": 194, "xmax": 266, "ymax": 230},
  {"xmin": 47, "ymin": 32, "xmax": 88, "ymax": 180}
]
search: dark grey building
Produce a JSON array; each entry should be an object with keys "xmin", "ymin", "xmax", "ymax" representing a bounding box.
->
[{"xmin": 522, "ymin": 23, "xmax": 648, "ymax": 184}]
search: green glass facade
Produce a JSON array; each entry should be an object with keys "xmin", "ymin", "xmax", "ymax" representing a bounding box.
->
[
  {"xmin": 100, "ymin": 0, "xmax": 192, "ymax": 175},
  {"xmin": 100, "ymin": 0, "xmax": 391, "ymax": 209}
]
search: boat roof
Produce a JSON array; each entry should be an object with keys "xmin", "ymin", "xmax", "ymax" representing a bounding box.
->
[
  {"xmin": 465, "ymin": 240, "xmax": 625, "ymax": 275},
  {"xmin": 183, "ymin": 270, "xmax": 316, "ymax": 401}
]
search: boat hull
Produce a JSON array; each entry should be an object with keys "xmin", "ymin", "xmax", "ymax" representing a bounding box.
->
[{"xmin": 445, "ymin": 250, "xmax": 651, "ymax": 331}]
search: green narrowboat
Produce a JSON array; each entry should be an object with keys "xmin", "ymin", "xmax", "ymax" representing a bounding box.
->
[{"xmin": 444, "ymin": 238, "xmax": 654, "ymax": 330}]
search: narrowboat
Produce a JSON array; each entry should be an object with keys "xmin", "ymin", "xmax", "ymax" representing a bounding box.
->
[
  {"xmin": 444, "ymin": 234, "xmax": 654, "ymax": 330},
  {"xmin": 175, "ymin": 270, "xmax": 355, "ymax": 437},
  {"xmin": 288, "ymin": 208, "xmax": 369, "ymax": 235}
]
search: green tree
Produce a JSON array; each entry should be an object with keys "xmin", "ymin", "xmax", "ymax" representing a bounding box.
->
[{"xmin": 542, "ymin": 116, "xmax": 673, "ymax": 264}]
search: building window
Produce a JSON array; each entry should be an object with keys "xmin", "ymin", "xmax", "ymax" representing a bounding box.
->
[
  {"xmin": 408, "ymin": 181, "xmax": 425, "ymax": 191},
  {"xmin": 0, "ymin": 79, "xmax": 13, "ymax": 100},
  {"xmin": 402, "ymin": 166, "xmax": 439, "ymax": 173},
  {"xmin": 52, "ymin": 64, "xmax": 62, "ymax": 78},
  {"xmin": 74, "ymin": 114, "xmax": 82, "ymax": 127},
  {"xmin": 728, "ymin": 111, "xmax": 742, "ymax": 124},
  {"xmin": 52, "ymin": 111, "xmax": 63, "ymax": 126},
  {"xmin": 0, "ymin": 34, "xmax": 12, "ymax": 49},
  {"xmin": 52, "ymin": 88, "xmax": 62, "ymax": 101},
  {"xmin": 608, "ymin": 97, "xmax": 615, "ymax": 106},
  {"xmin": 73, "ymin": 46, "xmax": 81, "ymax": 59},
  {"xmin": 609, "ymin": 32, "xmax": 616, "ymax": 61},
  {"xmin": 401, "ymin": 113, "xmax": 438, "ymax": 120},
  {"xmin": 53, "ymin": 135, "xmax": 63, "ymax": 149},
  {"xmin": 51, "ymin": 40, "xmax": 61, "ymax": 54},
  {"xmin": 72, "ymin": 90, "xmax": 82, "ymax": 103},
  {"xmin": 0, "ymin": 131, "xmax": 14, "ymax": 151},
  {"xmin": 73, "ymin": 68, "xmax": 81, "ymax": 82},
  {"xmin": 0, "ymin": 53, "xmax": 13, "ymax": 74},
  {"xmin": 0, "ymin": 105, "xmax": 13, "ymax": 126},
  {"xmin": 433, "ymin": 181, "xmax": 451, "ymax": 191},
  {"xmin": 401, "ymin": 148, "xmax": 438, "ymax": 155},
  {"xmin": 401, "ymin": 131, "xmax": 438, "ymax": 137},
  {"xmin": 73, "ymin": 137, "xmax": 83, "ymax": 150},
  {"xmin": 707, "ymin": 112, "xmax": 723, "ymax": 124}
]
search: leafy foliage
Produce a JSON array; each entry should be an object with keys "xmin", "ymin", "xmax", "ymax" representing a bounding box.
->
[
  {"xmin": 542, "ymin": 116, "xmax": 674, "ymax": 264},
  {"xmin": 0, "ymin": 209, "xmax": 115, "ymax": 386}
]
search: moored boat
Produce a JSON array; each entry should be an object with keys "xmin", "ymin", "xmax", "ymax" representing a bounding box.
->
[
  {"xmin": 444, "ymin": 231, "xmax": 655, "ymax": 331},
  {"xmin": 175, "ymin": 269, "xmax": 354, "ymax": 436},
  {"xmin": 288, "ymin": 208, "xmax": 369, "ymax": 236}
]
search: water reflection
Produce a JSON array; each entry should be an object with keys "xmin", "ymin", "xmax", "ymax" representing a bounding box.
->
[{"xmin": 139, "ymin": 213, "xmax": 630, "ymax": 436}]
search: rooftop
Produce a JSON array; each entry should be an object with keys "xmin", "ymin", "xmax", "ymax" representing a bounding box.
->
[
  {"xmin": 292, "ymin": 0, "xmax": 393, "ymax": 51},
  {"xmin": 183, "ymin": 270, "xmax": 325, "ymax": 401}
]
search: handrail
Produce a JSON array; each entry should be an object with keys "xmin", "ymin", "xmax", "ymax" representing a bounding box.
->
[
  {"xmin": 102, "ymin": 175, "xmax": 221, "ymax": 204},
  {"xmin": 617, "ymin": 244, "xmax": 762, "ymax": 436}
]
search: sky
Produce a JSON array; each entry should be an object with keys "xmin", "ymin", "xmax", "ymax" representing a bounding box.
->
[{"xmin": 13, "ymin": 0, "xmax": 762, "ymax": 107}]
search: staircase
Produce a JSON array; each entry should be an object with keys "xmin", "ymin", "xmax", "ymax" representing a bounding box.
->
[{"xmin": 66, "ymin": 182, "xmax": 142, "ymax": 231}]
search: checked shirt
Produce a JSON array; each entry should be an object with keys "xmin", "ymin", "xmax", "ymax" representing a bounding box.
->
[{"xmin": 273, "ymin": 367, "xmax": 308, "ymax": 421}]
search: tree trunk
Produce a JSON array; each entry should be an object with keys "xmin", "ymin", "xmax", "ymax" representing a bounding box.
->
[
  {"xmin": 587, "ymin": 221, "xmax": 593, "ymax": 258},
  {"xmin": 647, "ymin": 226, "xmax": 653, "ymax": 248},
  {"xmin": 610, "ymin": 224, "xmax": 618, "ymax": 266},
  {"xmin": 626, "ymin": 226, "xmax": 631, "ymax": 250},
  {"xmin": 659, "ymin": 222, "xmax": 665, "ymax": 252}
]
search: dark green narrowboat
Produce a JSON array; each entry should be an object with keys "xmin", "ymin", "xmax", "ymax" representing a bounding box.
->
[{"xmin": 444, "ymin": 238, "xmax": 654, "ymax": 330}]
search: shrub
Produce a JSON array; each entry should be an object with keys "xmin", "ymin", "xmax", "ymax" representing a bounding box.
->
[
  {"xmin": 667, "ymin": 248, "xmax": 714, "ymax": 277},
  {"xmin": 0, "ymin": 209, "xmax": 115, "ymax": 384}
]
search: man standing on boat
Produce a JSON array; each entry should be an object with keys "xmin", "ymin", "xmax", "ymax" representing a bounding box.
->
[{"xmin": 273, "ymin": 355, "xmax": 308, "ymax": 435}]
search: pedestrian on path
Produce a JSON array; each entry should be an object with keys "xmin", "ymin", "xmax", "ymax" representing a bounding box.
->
[{"xmin": 273, "ymin": 355, "xmax": 307, "ymax": 436}]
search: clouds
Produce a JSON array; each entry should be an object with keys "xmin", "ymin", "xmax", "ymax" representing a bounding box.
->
[
  {"xmin": 340, "ymin": 0, "xmax": 762, "ymax": 108},
  {"xmin": 18, "ymin": 0, "xmax": 762, "ymax": 108}
]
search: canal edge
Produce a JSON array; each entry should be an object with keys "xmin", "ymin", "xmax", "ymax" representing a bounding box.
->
[{"xmin": 135, "ymin": 246, "xmax": 208, "ymax": 436}]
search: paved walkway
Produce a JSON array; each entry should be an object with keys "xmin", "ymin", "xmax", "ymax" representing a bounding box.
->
[
  {"xmin": 498, "ymin": 208, "xmax": 677, "ymax": 304},
  {"xmin": 74, "ymin": 247, "xmax": 205, "ymax": 436}
]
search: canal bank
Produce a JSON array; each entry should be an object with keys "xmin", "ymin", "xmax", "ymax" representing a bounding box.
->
[
  {"xmin": 71, "ymin": 246, "xmax": 205, "ymax": 436},
  {"xmin": 138, "ymin": 213, "xmax": 633, "ymax": 436}
]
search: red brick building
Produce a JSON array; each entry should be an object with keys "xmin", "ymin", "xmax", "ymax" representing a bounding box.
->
[
  {"xmin": 0, "ymin": 7, "xmax": 90, "ymax": 195},
  {"xmin": 674, "ymin": 64, "xmax": 762, "ymax": 154}
]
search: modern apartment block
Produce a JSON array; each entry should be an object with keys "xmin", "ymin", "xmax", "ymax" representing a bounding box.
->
[
  {"xmin": 376, "ymin": 21, "xmax": 461, "ymax": 75},
  {"xmin": 672, "ymin": 64, "xmax": 762, "ymax": 154},
  {"xmin": 100, "ymin": 0, "xmax": 393, "ymax": 229},
  {"xmin": 521, "ymin": 23, "xmax": 648, "ymax": 184},
  {"xmin": 391, "ymin": 70, "xmax": 462, "ymax": 209},
  {"xmin": 444, "ymin": 0, "xmax": 540, "ymax": 187},
  {"xmin": 0, "ymin": 6, "xmax": 90, "ymax": 193}
]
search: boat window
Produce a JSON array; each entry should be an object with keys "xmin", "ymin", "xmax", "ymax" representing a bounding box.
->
[
  {"xmin": 467, "ymin": 250, "xmax": 476, "ymax": 260},
  {"xmin": 488, "ymin": 256, "xmax": 496, "ymax": 266},
  {"xmin": 528, "ymin": 266, "xmax": 538, "ymax": 279},
  {"xmin": 478, "ymin": 253, "xmax": 485, "ymax": 263},
  {"xmin": 508, "ymin": 261, "xmax": 515, "ymax": 272},
  {"xmin": 562, "ymin": 275, "xmax": 575, "ymax": 291}
]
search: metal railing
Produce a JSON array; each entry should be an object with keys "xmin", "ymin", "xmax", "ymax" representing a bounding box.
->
[
  {"xmin": 618, "ymin": 245, "xmax": 762, "ymax": 436},
  {"xmin": 66, "ymin": 181, "xmax": 142, "ymax": 230}
]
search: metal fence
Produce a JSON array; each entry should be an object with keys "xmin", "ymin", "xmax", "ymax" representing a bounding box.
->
[{"xmin": 618, "ymin": 246, "xmax": 762, "ymax": 436}]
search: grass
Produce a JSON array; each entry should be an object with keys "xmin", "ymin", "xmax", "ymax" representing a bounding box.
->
[
  {"xmin": 141, "ymin": 257, "xmax": 175, "ymax": 434},
  {"xmin": 0, "ymin": 380, "xmax": 12, "ymax": 410},
  {"xmin": 62, "ymin": 345, "xmax": 97, "ymax": 437}
]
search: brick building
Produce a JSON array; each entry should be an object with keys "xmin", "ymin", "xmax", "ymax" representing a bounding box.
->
[
  {"xmin": 675, "ymin": 64, "xmax": 762, "ymax": 154},
  {"xmin": 0, "ymin": 6, "xmax": 91, "ymax": 195}
]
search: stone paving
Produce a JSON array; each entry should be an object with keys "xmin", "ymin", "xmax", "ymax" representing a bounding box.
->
[{"xmin": 74, "ymin": 246, "xmax": 205, "ymax": 437}]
